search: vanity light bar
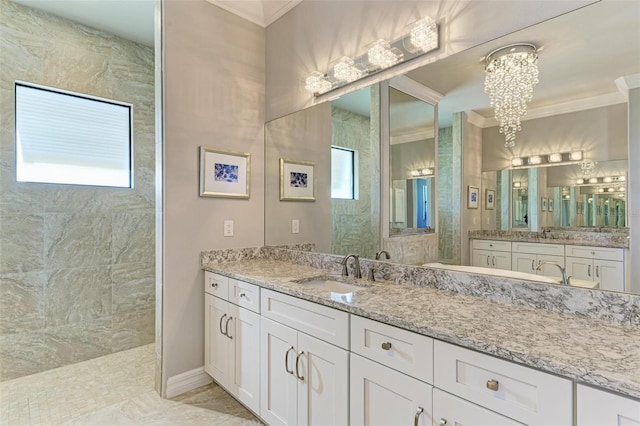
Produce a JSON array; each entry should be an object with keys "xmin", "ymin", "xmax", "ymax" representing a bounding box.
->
[
  {"xmin": 575, "ymin": 175, "xmax": 627, "ymax": 186},
  {"xmin": 411, "ymin": 168, "xmax": 434, "ymax": 177},
  {"xmin": 510, "ymin": 151, "xmax": 583, "ymax": 169}
]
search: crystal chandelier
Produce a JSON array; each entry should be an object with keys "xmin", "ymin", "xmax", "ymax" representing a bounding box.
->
[{"xmin": 484, "ymin": 43, "xmax": 539, "ymax": 148}]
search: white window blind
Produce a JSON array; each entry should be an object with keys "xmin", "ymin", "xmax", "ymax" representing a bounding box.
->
[
  {"xmin": 331, "ymin": 146, "xmax": 355, "ymax": 199},
  {"xmin": 15, "ymin": 82, "xmax": 132, "ymax": 187}
]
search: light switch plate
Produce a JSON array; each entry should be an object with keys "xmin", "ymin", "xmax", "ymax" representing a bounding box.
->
[
  {"xmin": 292, "ymin": 219, "xmax": 299, "ymax": 234},
  {"xmin": 223, "ymin": 220, "xmax": 234, "ymax": 237}
]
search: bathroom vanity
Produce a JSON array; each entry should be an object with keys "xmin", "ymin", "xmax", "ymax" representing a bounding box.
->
[{"xmin": 201, "ymin": 247, "xmax": 640, "ymax": 426}]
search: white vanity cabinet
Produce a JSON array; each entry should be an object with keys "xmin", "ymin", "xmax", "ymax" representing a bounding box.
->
[
  {"xmin": 204, "ymin": 272, "xmax": 261, "ymax": 414},
  {"xmin": 471, "ymin": 240, "xmax": 512, "ymax": 270},
  {"xmin": 434, "ymin": 340, "xmax": 573, "ymax": 425},
  {"xmin": 433, "ymin": 389, "xmax": 523, "ymax": 426},
  {"xmin": 511, "ymin": 242, "xmax": 565, "ymax": 278},
  {"xmin": 565, "ymin": 245, "xmax": 625, "ymax": 292},
  {"xmin": 577, "ymin": 385, "xmax": 640, "ymax": 425},
  {"xmin": 260, "ymin": 289, "xmax": 349, "ymax": 426},
  {"xmin": 350, "ymin": 315, "xmax": 434, "ymax": 426}
]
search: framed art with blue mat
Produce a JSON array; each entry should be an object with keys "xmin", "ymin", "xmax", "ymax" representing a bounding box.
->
[
  {"xmin": 280, "ymin": 158, "xmax": 315, "ymax": 201},
  {"xmin": 199, "ymin": 146, "xmax": 250, "ymax": 199}
]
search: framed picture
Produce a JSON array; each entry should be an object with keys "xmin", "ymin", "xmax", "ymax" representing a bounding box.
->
[
  {"xmin": 199, "ymin": 146, "xmax": 250, "ymax": 199},
  {"xmin": 541, "ymin": 197, "xmax": 548, "ymax": 211},
  {"xmin": 485, "ymin": 189, "xmax": 495, "ymax": 210},
  {"xmin": 548, "ymin": 198, "xmax": 554, "ymax": 212},
  {"xmin": 280, "ymin": 158, "xmax": 316, "ymax": 201},
  {"xmin": 468, "ymin": 186, "xmax": 479, "ymax": 209}
]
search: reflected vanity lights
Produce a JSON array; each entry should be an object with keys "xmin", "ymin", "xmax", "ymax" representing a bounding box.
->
[
  {"xmin": 510, "ymin": 151, "xmax": 583, "ymax": 169},
  {"xmin": 304, "ymin": 16, "xmax": 439, "ymax": 96},
  {"xmin": 411, "ymin": 168, "xmax": 434, "ymax": 177},
  {"xmin": 576, "ymin": 175, "xmax": 627, "ymax": 186}
]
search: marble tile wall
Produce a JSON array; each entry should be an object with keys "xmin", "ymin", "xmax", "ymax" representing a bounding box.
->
[
  {"xmin": 437, "ymin": 125, "xmax": 462, "ymax": 264},
  {"xmin": 382, "ymin": 233, "xmax": 438, "ymax": 265},
  {"xmin": 331, "ymin": 98, "xmax": 381, "ymax": 260},
  {"xmin": 0, "ymin": 0, "xmax": 155, "ymax": 381}
]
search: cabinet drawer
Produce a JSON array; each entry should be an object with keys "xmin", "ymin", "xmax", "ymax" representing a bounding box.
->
[
  {"xmin": 204, "ymin": 271, "xmax": 229, "ymax": 299},
  {"xmin": 434, "ymin": 341, "xmax": 572, "ymax": 425},
  {"xmin": 565, "ymin": 245, "xmax": 624, "ymax": 261},
  {"xmin": 512, "ymin": 242, "xmax": 564, "ymax": 256},
  {"xmin": 260, "ymin": 289, "xmax": 349, "ymax": 349},
  {"xmin": 577, "ymin": 384, "xmax": 640, "ymax": 425},
  {"xmin": 473, "ymin": 239, "xmax": 512, "ymax": 252},
  {"xmin": 351, "ymin": 315, "xmax": 433, "ymax": 384},
  {"xmin": 433, "ymin": 389, "xmax": 523, "ymax": 426},
  {"xmin": 229, "ymin": 279, "xmax": 260, "ymax": 313}
]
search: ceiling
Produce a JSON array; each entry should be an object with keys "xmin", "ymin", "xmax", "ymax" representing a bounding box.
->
[{"xmin": 11, "ymin": 0, "xmax": 302, "ymax": 46}]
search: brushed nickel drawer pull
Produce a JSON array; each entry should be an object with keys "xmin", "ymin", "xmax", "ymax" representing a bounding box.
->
[
  {"xmin": 225, "ymin": 317, "xmax": 233, "ymax": 339},
  {"xmin": 381, "ymin": 342, "xmax": 392, "ymax": 350},
  {"xmin": 295, "ymin": 351, "xmax": 305, "ymax": 380},
  {"xmin": 239, "ymin": 292, "xmax": 247, "ymax": 299},
  {"xmin": 486, "ymin": 379, "xmax": 499, "ymax": 391},
  {"xmin": 414, "ymin": 407, "xmax": 424, "ymax": 426},
  {"xmin": 439, "ymin": 419, "xmax": 448, "ymax": 426},
  {"xmin": 210, "ymin": 280, "xmax": 218, "ymax": 288},
  {"xmin": 219, "ymin": 313, "xmax": 227, "ymax": 336},
  {"xmin": 284, "ymin": 346, "xmax": 295, "ymax": 375}
]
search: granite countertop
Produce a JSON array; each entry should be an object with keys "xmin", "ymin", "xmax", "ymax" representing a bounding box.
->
[
  {"xmin": 202, "ymin": 259, "xmax": 640, "ymax": 399},
  {"xmin": 469, "ymin": 230, "xmax": 630, "ymax": 249}
]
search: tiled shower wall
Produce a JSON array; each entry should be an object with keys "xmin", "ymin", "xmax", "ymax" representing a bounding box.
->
[
  {"xmin": 331, "ymin": 87, "xmax": 381, "ymax": 260},
  {"xmin": 0, "ymin": 0, "xmax": 155, "ymax": 381}
]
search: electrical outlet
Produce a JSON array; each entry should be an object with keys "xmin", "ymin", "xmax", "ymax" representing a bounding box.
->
[
  {"xmin": 292, "ymin": 219, "xmax": 300, "ymax": 234},
  {"xmin": 223, "ymin": 220, "xmax": 234, "ymax": 237}
]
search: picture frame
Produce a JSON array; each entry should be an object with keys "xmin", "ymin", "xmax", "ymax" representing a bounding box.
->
[
  {"xmin": 468, "ymin": 186, "xmax": 479, "ymax": 209},
  {"xmin": 548, "ymin": 198, "xmax": 554, "ymax": 212},
  {"xmin": 199, "ymin": 146, "xmax": 250, "ymax": 199},
  {"xmin": 280, "ymin": 158, "xmax": 316, "ymax": 201},
  {"xmin": 485, "ymin": 189, "xmax": 495, "ymax": 210},
  {"xmin": 541, "ymin": 197, "xmax": 548, "ymax": 211}
]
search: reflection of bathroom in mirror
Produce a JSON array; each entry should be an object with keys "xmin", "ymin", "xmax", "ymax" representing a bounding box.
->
[
  {"xmin": 264, "ymin": 0, "xmax": 638, "ymax": 292},
  {"xmin": 389, "ymin": 87, "xmax": 436, "ymax": 236}
]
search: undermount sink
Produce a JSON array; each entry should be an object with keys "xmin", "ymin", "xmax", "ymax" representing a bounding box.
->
[{"xmin": 292, "ymin": 276, "xmax": 367, "ymax": 303}]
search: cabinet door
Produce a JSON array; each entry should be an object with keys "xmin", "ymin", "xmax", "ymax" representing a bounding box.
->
[
  {"xmin": 577, "ymin": 385, "xmax": 640, "ymax": 426},
  {"xmin": 204, "ymin": 294, "xmax": 229, "ymax": 388},
  {"xmin": 491, "ymin": 251, "xmax": 512, "ymax": 270},
  {"xmin": 594, "ymin": 259, "xmax": 625, "ymax": 292},
  {"xmin": 536, "ymin": 254, "xmax": 565, "ymax": 278},
  {"xmin": 260, "ymin": 317, "xmax": 298, "ymax": 426},
  {"xmin": 297, "ymin": 333, "xmax": 349, "ymax": 426},
  {"xmin": 511, "ymin": 252, "xmax": 537, "ymax": 274},
  {"xmin": 472, "ymin": 249, "xmax": 493, "ymax": 268},
  {"xmin": 566, "ymin": 257, "xmax": 594, "ymax": 281},
  {"xmin": 228, "ymin": 304, "xmax": 260, "ymax": 415},
  {"xmin": 433, "ymin": 389, "xmax": 523, "ymax": 426},
  {"xmin": 350, "ymin": 353, "xmax": 432, "ymax": 426}
]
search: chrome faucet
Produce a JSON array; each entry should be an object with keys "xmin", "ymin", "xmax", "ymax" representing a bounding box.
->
[
  {"xmin": 340, "ymin": 254, "xmax": 362, "ymax": 279},
  {"xmin": 375, "ymin": 250, "xmax": 391, "ymax": 260},
  {"xmin": 536, "ymin": 261, "xmax": 570, "ymax": 286}
]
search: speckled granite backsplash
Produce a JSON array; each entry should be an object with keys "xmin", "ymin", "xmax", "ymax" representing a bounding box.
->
[
  {"xmin": 201, "ymin": 245, "xmax": 640, "ymax": 326},
  {"xmin": 469, "ymin": 228, "xmax": 630, "ymax": 248}
]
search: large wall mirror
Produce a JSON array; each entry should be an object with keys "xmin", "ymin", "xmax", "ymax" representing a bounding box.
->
[{"xmin": 265, "ymin": 1, "xmax": 638, "ymax": 292}]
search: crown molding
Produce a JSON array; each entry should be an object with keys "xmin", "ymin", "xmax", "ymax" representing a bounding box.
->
[
  {"xmin": 469, "ymin": 91, "xmax": 627, "ymax": 128},
  {"xmin": 615, "ymin": 73, "xmax": 640, "ymax": 100},
  {"xmin": 389, "ymin": 75, "xmax": 444, "ymax": 105},
  {"xmin": 206, "ymin": 0, "xmax": 301, "ymax": 28},
  {"xmin": 391, "ymin": 128, "xmax": 435, "ymax": 145}
]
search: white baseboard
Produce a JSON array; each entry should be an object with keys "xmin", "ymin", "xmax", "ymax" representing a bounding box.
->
[{"xmin": 165, "ymin": 366, "xmax": 213, "ymax": 399}]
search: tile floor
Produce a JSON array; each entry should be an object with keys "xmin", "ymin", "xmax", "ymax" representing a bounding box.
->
[{"xmin": 0, "ymin": 344, "xmax": 261, "ymax": 425}]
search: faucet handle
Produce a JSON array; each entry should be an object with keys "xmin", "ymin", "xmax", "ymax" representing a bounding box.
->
[{"xmin": 368, "ymin": 267, "xmax": 376, "ymax": 281}]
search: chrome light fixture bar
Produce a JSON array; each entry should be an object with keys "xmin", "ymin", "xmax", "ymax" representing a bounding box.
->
[
  {"xmin": 510, "ymin": 151, "xmax": 583, "ymax": 169},
  {"xmin": 304, "ymin": 16, "xmax": 439, "ymax": 96},
  {"xmin": 411, "ymin": 168, "xmax": 434, "ymax": 177},
  {"xmin": 484, "ymin": 43, "xmax": 539, "ymax": 148},
  {"xmin": 575, "ymin": 175, "xmax": 627, "ymax": 186}
]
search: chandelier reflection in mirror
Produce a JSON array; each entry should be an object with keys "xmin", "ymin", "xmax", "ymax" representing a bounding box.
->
[
  {"xmin": 304, "ymin": 17, "xmax": 438, "ymax": 96},
  {"xmin": 484, "ymin": 43, "xmax": 539, "ymax": 148}
]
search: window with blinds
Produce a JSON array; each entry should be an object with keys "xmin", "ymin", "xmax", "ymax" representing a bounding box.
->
[{"xmin": 15, "ymin": 82, "xmax": 133, "ymax": 188}]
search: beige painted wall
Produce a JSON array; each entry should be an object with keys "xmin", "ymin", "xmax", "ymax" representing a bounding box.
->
[
  {"xmin": 265, "ymin": 0, "xmax": 595, "ymax": 121},
  {"xmin": 264, "ymin": 103, "xmax": 332, "ymax": 251},
  {"xmin": 482, "ymin": 104, "xmax": 628, "ymax": 172},
  {"xmin": 163, "ymin": 0, "xmax": 265, "ymax": 387}
]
